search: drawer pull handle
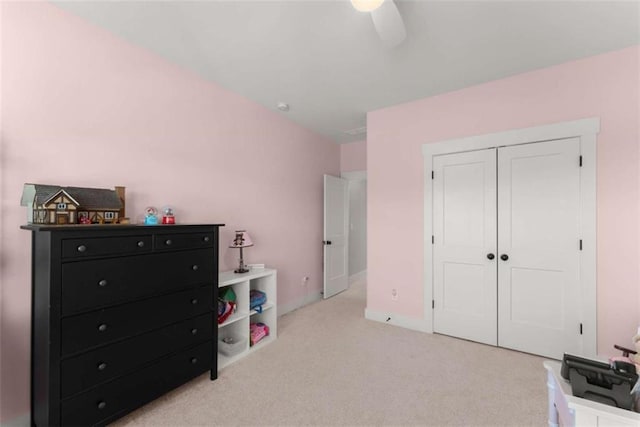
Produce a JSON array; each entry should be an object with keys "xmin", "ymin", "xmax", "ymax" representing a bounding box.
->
[
  {"xmin": 191, "ymin": 299, "xmax": 198, "ymax": 305},
  {"xmin": 97, "ymin": 401, "xmax": 107, "ymax": 410},
  {"xmin": 191, "ymin": 357, "xmax": 198, "ymax": 364},
  {"xmin": 203, "ymin": 236, "xmax": 210, "ymax": 242},
  {"xmin": 77, "ymin": 245, "xmax": 87, "ymax": 253},
  {"xmin": 137, "ymin": 241, "xmax": 145, "ymax": 248},
  {"xmin": 97, "ymin": 362, "xmax": 107, "ymax": 371},
  {"xmin": 192, "ymin": 265, "xmax": 199, "ymax": 271},
  {"xmin": 191, "ymin": 328, "xmax": 198, "ymax": 335},
  {"xmin": 98, "ymin": 324, "xmax": 108, "ymax": 332},
  {"xmin": 165, "ymin": 239, "xmax": 172, "ymax": 246},
  {"xmin": 98, "ymin": 279, "xmax": 108, "ymax": 287}
]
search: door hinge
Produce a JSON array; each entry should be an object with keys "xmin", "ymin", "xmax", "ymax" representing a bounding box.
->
[
  {"xmin": 431, "ymin": 235, "xmax": 434, "ymax": 244},
  {"xmin": 431, "ymin": 171, "xmax": 434, "ymax": 180},
  {"xmin": 432, "ymin": 300, "xmax": 435, "ymax": 309},
  {"xmin": 579, "ymin": 155, "xmax": 583, "ymax": 167},
  {"xmin": 580, "ymin": 323, "xmax": 583, "ymax": 335},
  {"xmin": 579, "ymin": 239, "xmax": 583, "ymax": 251}
]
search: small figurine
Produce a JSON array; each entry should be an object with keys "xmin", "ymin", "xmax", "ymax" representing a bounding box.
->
[
  {"xmin": 162, "ymin": 206, "xmax": 175, "ymax": 224},
  {"xmin": 144, "ymin": 206, "xmax": 159, "ymax": 225},
  {"xmin": 77, "ymin": 212, "xmax": 90, "ymax": 224}
]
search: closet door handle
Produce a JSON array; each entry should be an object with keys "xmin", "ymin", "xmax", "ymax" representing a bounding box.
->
[
  {"xmin": 500, "ymin": 254, "xmax": 509, "ymax": 261},
  {"xmin": 487, "ymin": 253, "xmax": 495, "ymax": 260}
]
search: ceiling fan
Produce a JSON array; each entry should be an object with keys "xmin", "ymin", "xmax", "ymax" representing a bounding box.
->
[{"xmin": 351, "ymin": 0, "xmax": 407, "ymax": 47}]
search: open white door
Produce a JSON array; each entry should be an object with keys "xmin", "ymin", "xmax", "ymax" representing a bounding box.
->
[{"xmin": 323, "ymin": 175, "xmax": 349, "ymax": 299}]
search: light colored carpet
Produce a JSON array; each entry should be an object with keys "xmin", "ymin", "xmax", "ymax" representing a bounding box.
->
[{"xmin": 112, "ymin": 280, "xmax": 547, "ymax": 426}]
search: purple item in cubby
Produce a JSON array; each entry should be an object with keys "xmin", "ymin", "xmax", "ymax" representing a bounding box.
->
[{"xmin": 249, "ymin": 289, "xmax": 267, "ymax": 313}]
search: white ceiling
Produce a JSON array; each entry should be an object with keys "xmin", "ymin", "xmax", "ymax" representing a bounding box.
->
[{"xmin": 52, "ymin": 0, "xmax": 640, "ymax": 143}]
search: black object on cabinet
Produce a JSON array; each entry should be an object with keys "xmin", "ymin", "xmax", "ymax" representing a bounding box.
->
[{"xmin": 22, "ymin": 224, "xmax": 223, "ymax": 426}]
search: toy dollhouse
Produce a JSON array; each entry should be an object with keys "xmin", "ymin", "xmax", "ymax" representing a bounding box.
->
[{"xmin": 20, "ymin": 184, "xmax": 125, "ymax": 224}]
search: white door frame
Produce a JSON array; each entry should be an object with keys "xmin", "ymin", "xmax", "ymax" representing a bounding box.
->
[
  {"xmin": 341, "ymin": 171, "xmax": 367, "ymax": 284},
  {"xmin": 422, "ymin": 117, "xmax": 599, "ymax": 357}
]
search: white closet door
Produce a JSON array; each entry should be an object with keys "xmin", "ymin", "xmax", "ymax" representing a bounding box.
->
[
  {"xmin": 433, "ymin": 149, "xmax": 497, "ymax": 345},
  {"xmin": 497, "ymin": 138, "xmax": 582, "ymax": 359}
]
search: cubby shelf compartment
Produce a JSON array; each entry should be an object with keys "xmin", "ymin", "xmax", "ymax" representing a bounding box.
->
[
  {"xmin": 218, "ymin": 310, "xmax": 249, "ymax": 328},
  {"xmin": 249, "ymin": 302, "xmax": 274, "ymax": 316},
  {"xmin": 250, "ymin": 334, "xmax": 275, "ymax": 350},
  {"xmin": 217, "ymin": 268, "xmax": 277, "ymax": 371}
]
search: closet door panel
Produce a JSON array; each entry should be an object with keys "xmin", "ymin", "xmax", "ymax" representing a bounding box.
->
[
  {"xmin": 497, "ymin": 138, "xmax": 581, "ymax": 359},
  {"xmin": 433, "ymin": 149, "xmax": 497, "ymax": 345}
]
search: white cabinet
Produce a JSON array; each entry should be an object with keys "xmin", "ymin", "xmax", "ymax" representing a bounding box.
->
[
  {"xmin": 217, "ymin": 268, "xmax": 277, "ymax": 370},
  {"xmin": 544, "ymin": 361, "xmax": 640, "ymax": 426}
]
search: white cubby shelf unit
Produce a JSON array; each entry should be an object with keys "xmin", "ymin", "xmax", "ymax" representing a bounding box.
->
[{"xmin": 217, "ymin": 268, "xmax": 277, "ymax": 370}]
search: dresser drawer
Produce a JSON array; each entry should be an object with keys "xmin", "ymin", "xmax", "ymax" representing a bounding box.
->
[
  {"xmin": 62, "ymin": 235, "xmax": 152, "ymax": 259},
  {"xmin": 62, "ymin": 249, "xmax": 214, "ymax": 315},
  {"xmin": 61, "ymin": 286, "xmax": 214, "ymax": 356},
  {"xmin": 154, "ymin": 232, "xmax": 215, "ymax": 251},
  {"xmin": 61, "ymin": 313, "xmax": 213, "ymax": 398},
  {"xmin": 61, "ymin": 341, "xmax": 213, "ymax": 427}
]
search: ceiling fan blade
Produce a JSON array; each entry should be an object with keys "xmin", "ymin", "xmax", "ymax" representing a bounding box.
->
[{"xmin": 371, "ymin": 0, "xmax": 406, "ymax": 47}]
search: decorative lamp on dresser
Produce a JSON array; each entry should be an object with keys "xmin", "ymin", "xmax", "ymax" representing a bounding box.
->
[{"xmin": 22, "ymin": 223, "xmax": 224, "ymax": 426}]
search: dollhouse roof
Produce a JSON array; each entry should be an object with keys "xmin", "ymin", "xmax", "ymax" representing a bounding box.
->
[{"xmin": 21, "ymin": 184, "xmax": 123, "ymax": 210}]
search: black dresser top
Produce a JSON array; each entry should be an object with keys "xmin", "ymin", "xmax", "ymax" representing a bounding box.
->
[{"xmin": 21, "ymin": 223, "xmax": 225, "ymax": 231}]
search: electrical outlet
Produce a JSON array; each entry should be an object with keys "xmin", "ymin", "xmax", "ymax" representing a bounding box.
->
[
  {"xmin": 302, "ymin": 276, "xmax": 309, "ymax": 286},
  {"xmin": 391, "ymin": 288, "xmax": 398, "ymax": 301}
]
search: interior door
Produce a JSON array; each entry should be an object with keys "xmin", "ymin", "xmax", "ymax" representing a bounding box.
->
[
  {"xmin": 433, "ymin": 149, "xmax": 498, "ymax": 345},
  {"xmin": 323, "ymin": 175, "xmax": 349, "ymax": 299},
  {"xmin": 497, "ymin": 138, "xmax": 582, "ymax": 359}
]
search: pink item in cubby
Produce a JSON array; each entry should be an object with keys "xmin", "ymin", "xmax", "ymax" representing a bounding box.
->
[{"xmin": 250, "ymin": 322, "xmax": 269, "ymax": 346}]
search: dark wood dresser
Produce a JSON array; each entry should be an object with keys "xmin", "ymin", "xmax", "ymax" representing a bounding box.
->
[{"xmin": 21, "ymin": 224, "xmax": 224, "ymax": 426}]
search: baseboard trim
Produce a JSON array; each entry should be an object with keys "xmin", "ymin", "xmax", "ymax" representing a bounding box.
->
[
  {"xmin": 365, "ymin": 308, "xmax": 432, "ymax": 333},
  {"xmin": 279, "ymin": 290, "xmax": 323, "ymax": 316},
  {"xmin": 2, "ymin": 412, "xmax": 30, "ymax": 427},
  {"xmin": 348, "ymin": 270, "xmax": 367, "ymax": 285}
]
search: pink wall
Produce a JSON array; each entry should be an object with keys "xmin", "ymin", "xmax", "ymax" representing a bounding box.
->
[
  {"xmin": 367, "ymin": 45, "xmax": 640, "ymax": 357},
  {"xmin": 340, "ymin": 139, "xmax": 367, "ymax": 172},
  {"xmin": 0, "ymin": 3, "xmax": 339, "ymax": 421}
]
